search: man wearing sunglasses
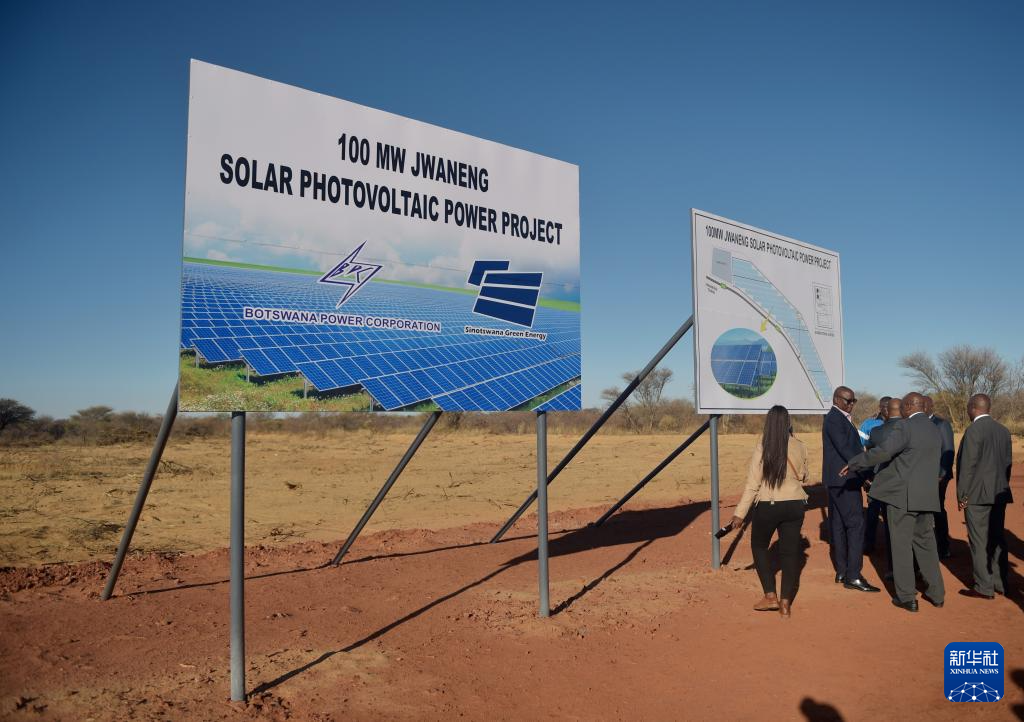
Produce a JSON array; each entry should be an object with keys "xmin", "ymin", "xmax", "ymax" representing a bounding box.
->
[{"xmin": 822, "ymin": 386, "xmax": 881, "ymax": 592}]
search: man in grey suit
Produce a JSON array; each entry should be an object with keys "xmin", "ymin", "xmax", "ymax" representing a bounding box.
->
[
  {"xmin": 956, "ymin": 394, "xmax": 1014, "ymax": 599},
  {"xmin": 842, "ymin": 392, "xmax": 945, "ymax": 612},
  {"xmin": 925, "ymin": 396, "xmax": 956, "ymax": 558}
]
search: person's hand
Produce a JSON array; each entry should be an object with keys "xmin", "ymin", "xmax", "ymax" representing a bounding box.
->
[
  {"xmin": 958, "ymin": 498, "xmax": 968, "ymax": 511},
  {"xmin": 731, "ymin": 516, "xmax": 744, "ymax": 530},
  {"xmin": 839, "ymin": 465, "xmax": 850, "ymax": 477}
]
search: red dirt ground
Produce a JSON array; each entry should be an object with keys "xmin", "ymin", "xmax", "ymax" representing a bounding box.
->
[{"xmin": 2, "ymin": 481, "xmax": 1023, "ymax": 721}]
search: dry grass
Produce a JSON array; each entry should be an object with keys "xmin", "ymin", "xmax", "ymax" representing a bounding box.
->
[
  {"xmin": 4, "ymin": 423, "xmax": 1021, "ymax": 568},
  {"xmin": 0, "ymin": 430, "xmax": 804, "ymax": 566}
]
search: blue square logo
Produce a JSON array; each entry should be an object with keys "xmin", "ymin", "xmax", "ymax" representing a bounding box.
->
[{"xmin": 944, "ymin": 643, "xmax": 1004, "ymax": 702}]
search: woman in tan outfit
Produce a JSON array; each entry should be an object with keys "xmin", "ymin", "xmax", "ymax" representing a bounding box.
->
[{"xmin": 729, "ymin": 405, "xmax": 809, "ymax": 617}]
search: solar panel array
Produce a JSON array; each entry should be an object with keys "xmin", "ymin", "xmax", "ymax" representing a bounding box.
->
[
  {"xmin": 710, "ymin": 342, "xmax": 776, "ymax": 388},
  {"xmin": 182, "ymin": 262, "xmax": 582, "ymax": 411},
  {"xmin": 533, "ymin": 384, "xmax": 582, "ymax": 412},
  {"xmin": 710, "ymin": 344, "xmax": 762, "ymax": 362}
]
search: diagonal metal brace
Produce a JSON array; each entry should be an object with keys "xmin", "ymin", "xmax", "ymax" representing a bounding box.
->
[
  {"xmin": 101, "ymin": 384, "xmax": 179, "ymax": 600},
  {"xmin": 490, "ymin": 316, "xmax": 694, "ymax": 543},
  {"xmin": 593, "ymin": 419, "xmax": 711, "ymax": 527},
  {"xmin": 330, "ymin": 411, "xmax": 442, "ymax": 566}
]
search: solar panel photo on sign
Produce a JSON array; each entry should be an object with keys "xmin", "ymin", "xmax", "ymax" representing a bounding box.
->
[
  {"xmin": 182, "ymin": 262, "xmax": 581, "ymax": 411},
  {"xmin": 533, "ymin": 384, "xmax": 582, "ymax": 412},
  {"xmin": 708, "ymin": 328, "xmax": 777, "ymax": 400}
]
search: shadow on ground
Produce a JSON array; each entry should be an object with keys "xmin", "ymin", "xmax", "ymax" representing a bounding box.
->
[
  {"xmin": 800, "ymin": 696, "xmax": 844, "ymax": 721},
  {"xmin": 251, "ymin": 500, "xmax": 710, "ymax": 695},
  {"xmin": 1011, "ymin": 668, "xmax": 1024, "ymax": 721},
  {"xmin": 941, "ymin": 529, "xmax": 1023, "ymax": 614}
]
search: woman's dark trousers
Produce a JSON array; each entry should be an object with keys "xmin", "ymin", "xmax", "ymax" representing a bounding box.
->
[{"xmin": 751, "ymin": 500, "xmax": 805, "ymax": 599}]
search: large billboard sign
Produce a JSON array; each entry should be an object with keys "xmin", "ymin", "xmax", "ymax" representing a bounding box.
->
[
  {"xmin": 180, "ymin": 61, "xmax": 581, "ymax": 412},
  {"xmin": 691, "ymin": 210, "xmax": 843, "ymax": 414}
]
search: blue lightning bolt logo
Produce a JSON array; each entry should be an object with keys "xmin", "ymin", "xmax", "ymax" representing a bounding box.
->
[{"xmin": 318, "ymin": 242, "xmax": 383, "ymax": 308}]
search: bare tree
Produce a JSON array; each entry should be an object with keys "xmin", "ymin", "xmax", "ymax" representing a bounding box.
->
[
  {"xmin": 1012, "ymin": 356, "xmax": 1024, "ymax": 395},
  {"xmin": 0, "ymin": 399, "xmax": 35, "ymax": 434},
  {"xmin": 900, "ymin": 346, "xmax": 1009, "ymax": 429},
  {"xmin": 1002, "ymin": 356, "xmax": 1024, "ymax": 432},
  {"xmin": 601, "ymin": 368, "xmax": 674, "ymax": 433},
  {"xmin": 600, "ymin": 385, "xmax": 635, "ymax": 431}
]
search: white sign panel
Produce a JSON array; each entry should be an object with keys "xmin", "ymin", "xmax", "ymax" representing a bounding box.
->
[
  {"xmin": 180, "ymin": 61, "xmax": 581, "ymax": 412},
  {"xmin": 691, "ymin": 210, "xmax": 843, "ymax": 414}
]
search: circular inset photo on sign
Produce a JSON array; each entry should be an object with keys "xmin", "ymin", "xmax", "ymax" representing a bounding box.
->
[{"xmin": 710, "ymin": 328, "xmax": 777, "ymax": 399}]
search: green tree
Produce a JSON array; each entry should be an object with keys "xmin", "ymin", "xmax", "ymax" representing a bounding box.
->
[
  {"xmin": 0, "ymin": 399, "xmax": 35, "ymax": 433},
  {"xmin": 70, "ymin": 406, "xmax": 114, "ymax": 423}
]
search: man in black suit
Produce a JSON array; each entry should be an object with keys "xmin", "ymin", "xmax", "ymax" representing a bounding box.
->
[
  {"xmin": 925, "ymin": 396, "xmax": 956, "ymax": 558},
  {"xmin": 956, "ymin": 394, "xmax": 1014, "ymax": 599},
  {"xmin": 864, "ymin": 396, "xmax": 904, "ymax": 574},
  {"xmin": 843, "ymin": 392, "xmax": 945, "ymax": 612},
  {"xmin": 863, "ymin": 397, "xmax": 897, "ymax": 555},
  {"xmin": 822, "ymin": 386, "xmax": 880, "ymax": 592}
]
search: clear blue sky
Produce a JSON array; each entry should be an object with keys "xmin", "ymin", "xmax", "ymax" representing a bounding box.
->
[{"xmin": 2, "ymin": 1, "xmax": 1022, "ymax": 418}]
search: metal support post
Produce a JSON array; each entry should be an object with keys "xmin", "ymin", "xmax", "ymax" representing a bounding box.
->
[
  {"xmin": 593, "ymin": 418, "xmax": 711, "ymax": 527},
  {"xmin": 101, "ymin": 385, "xmax": 179, "ymax": 600},
  {"xmin": 230, "ymin": 411, "xmax": 246, "ymax": 702},
  {"xmin": 536, "ymin": 411, "xmax": 549, "ymax": 617},
  {"xmin": 491, "ymin": 316, "xmax": 694, "ymax": 543},
  {"xmin": 710, "ymin": 415, "xmax": 721, "ymax": 570},
  {"xmin": 330, "ymin": 411, "xmax": 442, "ymax": 566}
]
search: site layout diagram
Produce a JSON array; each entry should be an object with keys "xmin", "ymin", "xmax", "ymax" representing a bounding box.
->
[{"xmin": 691, "ymin": 210, "xmax": 844, "ymax": 414}]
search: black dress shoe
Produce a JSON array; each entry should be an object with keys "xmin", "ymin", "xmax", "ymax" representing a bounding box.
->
[
  {"xmin": 923, "ymin": 596, "xmax": 944, "ymax": 608},
  {"xmin": 892, "ymin": 598, "xmax": 919, "ymax": 612},
  {"xmin": 958, "ymin": 588, "xmax": 995, "ymax": 600},
  {"xmin": 835, "ymin": 574, "xmax": 846, "ymax": 584},
  {"xmin": 844, "ymin": 577, "xmax": 881, "ymax": 593}
]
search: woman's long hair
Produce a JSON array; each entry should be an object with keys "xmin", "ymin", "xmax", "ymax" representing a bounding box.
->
[{"xmin": 761, "ymin": 405, "xmax": 792, "ymax": 489}]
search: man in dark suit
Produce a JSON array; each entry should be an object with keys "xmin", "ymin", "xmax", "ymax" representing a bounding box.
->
[
  {"xmin": 864, "ymin": 397, "xmax": 897, "ymax": 553},
  {"xmin": 844, "ymin": 392, "xmax": 945, "ymax": 612},
  {"xmin": 956, "ymin": 394, "xmax": 1014, "ymax": 599},
  {"xmin": 863, "ymin": 396, "xmax": 904, "ymax": 573},
  {"xmin": 822, "ymin": 386, "xmax": 880, "ymax": 592},
  {"xmin": 925, "ymin": 396, "xmax": 956, "ymax": 558}
]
